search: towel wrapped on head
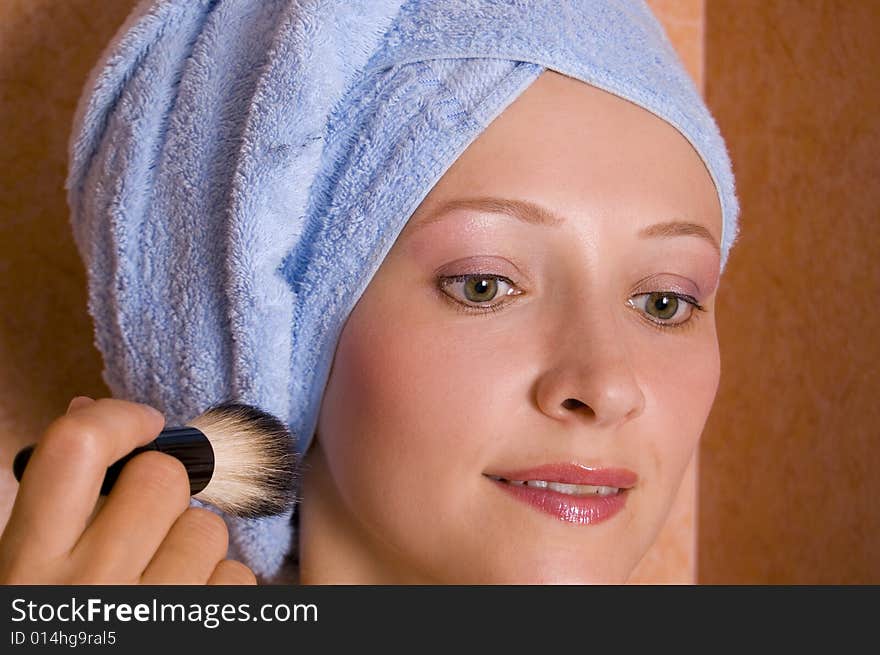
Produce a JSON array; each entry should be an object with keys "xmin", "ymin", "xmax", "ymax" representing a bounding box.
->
[{"xmin": 66, "ymin": 0, "xmax": 740, "ymax": 583}]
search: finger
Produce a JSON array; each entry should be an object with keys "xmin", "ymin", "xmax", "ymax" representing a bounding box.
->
[
  {"xmin": 207, "ymin": 559, "xmax": 258, "ymax": 586},
  {"xmin": 3, "ymin": 397, "xmax": 165, "ymax": 562},
  {"xmin": 70, "ymin": 450, "xmax": 192, "ymax": 582},
  {"xmin": 139, "ymin": 508, "xmax": 230, "ymax": 584}
]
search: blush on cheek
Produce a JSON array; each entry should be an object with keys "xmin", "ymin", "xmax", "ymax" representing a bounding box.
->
[
  {"xmin": 326, "ymin": 284, "xmax": 504, "ymax": 499},
  {"xmin": 317, "ymin": 295, "xmax": 490, "ymax": 571},
  {"xmin": 323, "ymin": 310, "xmax": 399, "ymax": 444},
  {"xmin": 639, "ymin": 330, "xmax": 720, "ymax": 480},
  {"xmin": 670, "ymin": 348, "xmax": 719, "ymax": 438},
  {"xmin": 321, "ymin": 293, "xmax": 450, "ymax": 476}
]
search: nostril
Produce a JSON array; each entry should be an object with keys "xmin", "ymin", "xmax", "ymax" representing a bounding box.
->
[{"xmin": 561, "ymin": 398, "xmax": 598, "ymax": 419}]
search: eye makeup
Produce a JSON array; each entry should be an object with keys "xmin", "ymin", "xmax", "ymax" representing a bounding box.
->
[
  {"xmin": 436, "ymin": 273, "xmax": 523, "ymax": 317},
  {"xmin": 626, "ymin": 292, "xmax": 706, "ymax": 333}
]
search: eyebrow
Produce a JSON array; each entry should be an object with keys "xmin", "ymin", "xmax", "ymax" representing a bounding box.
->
[{"xmin": 414, "ymin": 196, "xmax": 720, "ymax": 255}]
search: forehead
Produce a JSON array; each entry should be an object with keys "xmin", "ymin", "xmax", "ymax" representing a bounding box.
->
[{"xmin": 402, "ymin": 70, "xmax": 722, "ymax": 248}]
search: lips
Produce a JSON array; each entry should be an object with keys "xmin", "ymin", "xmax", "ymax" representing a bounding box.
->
[
  {"xmin": 484, "ymin": 463, "xmax": 637, "ymax": 526},
  {"xmin": 485, "ymin": 464, "xmax": 638, "ymax": 488}
]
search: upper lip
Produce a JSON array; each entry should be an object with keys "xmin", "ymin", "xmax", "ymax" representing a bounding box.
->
[{"xmin": 485, "ymin": 463, "xmax": 638, "ymax": 488}]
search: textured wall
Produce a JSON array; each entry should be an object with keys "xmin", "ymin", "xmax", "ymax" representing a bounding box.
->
[
  {"xmin": 0, "ymin": 0, "xmax": 704, "ymax": 583},
  {"xmin": 699, "ymin": 0, "xmax": 880, "ymax": 583},
  {"xmin": 0, "ymin": 0, "xmax": 134, "ymax": 532}
]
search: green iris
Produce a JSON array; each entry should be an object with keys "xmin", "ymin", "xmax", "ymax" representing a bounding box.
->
[
  {"xmin": 463, "ymin": 277, "xmax": 499, "ymax": 303},
  {"xmin": 645, "ymin": 292, "xmax": 679, "ymax": 320}
]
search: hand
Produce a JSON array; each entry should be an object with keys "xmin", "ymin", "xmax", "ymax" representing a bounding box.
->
[{"xmin": 0, "ymin": 397, "xmax": 257, "ymax": 584}]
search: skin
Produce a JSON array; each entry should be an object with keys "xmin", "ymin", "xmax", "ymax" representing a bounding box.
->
[{"xmin": 298, "ymin": 70, "xmax": 724, "ymax": 584}]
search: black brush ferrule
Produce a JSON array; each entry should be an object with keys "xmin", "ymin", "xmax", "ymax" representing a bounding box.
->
[
  {"xmin": 13, "ymin": 426, "xmax": 215, "ymax": 497},
  {"xmin": 150, "ymin": 426, "xmax": 215, "ymax": 495}
]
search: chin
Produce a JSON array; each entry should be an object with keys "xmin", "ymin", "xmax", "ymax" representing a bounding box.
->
[
  {"xmin": 469, "ymin": 569, "xmax": 632, "ymax": 586},
  {"xmin": 442, "ymin": 554, "xmax": 638, "ymax": 585},
  {"xmin": 513, "ymin": 567, "xmax": 633, "ymax": 585}
]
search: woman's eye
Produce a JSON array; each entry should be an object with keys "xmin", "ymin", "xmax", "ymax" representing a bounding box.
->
[
  {"xmin": 628, "ymin": 291, "xmax": 704, "ymax": 328},
  {"xmin": 438, "ymin": 274, "xmax": 522, "ymax": 314}
]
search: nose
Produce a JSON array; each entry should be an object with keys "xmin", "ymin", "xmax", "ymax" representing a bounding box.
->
[{"xmin": 535, "ymin": 305, "xmax": 646, "ymax": 429}]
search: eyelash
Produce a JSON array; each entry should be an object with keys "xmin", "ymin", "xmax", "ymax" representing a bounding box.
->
[{"xmin": 436, "ymin": 273, "xmax": 706, "ymax": 332}]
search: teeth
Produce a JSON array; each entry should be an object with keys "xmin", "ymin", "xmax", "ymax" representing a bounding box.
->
[{"xmin": 490, "ymin": 476, "xmax": 619, "ymax": 496}]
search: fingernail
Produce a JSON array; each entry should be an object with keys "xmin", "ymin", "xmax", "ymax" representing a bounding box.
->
[{"xmin": 66, "ymin": 396, "xmax": 94, "ymax": 414}]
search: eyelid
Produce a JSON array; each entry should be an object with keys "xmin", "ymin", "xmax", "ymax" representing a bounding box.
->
[
  {"xmin": 631, "ymin": 275, "xmax": 702, "ymax": 301},
  {"xmin": 434, "ymin": 255, "xmax": 528, "ymax": 282},
  {"xmin": 632, "ymin": 291, "xmax": 703, "ymax": 310},
  {"xmin": 627, "ymin": 292, "xmax": 705, "ymax": 332},
  {"xmin": 436, "ymin": 273, "xmax": 523, "ymax": 315},
  {"xmin": 439, "ymin": 273, "xmax": 521, "ymax": 298}
]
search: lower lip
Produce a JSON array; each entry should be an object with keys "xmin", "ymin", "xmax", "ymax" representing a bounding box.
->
[{"xmin": 489, "ymin": 478, "xmax": 630, "ymax": 525}]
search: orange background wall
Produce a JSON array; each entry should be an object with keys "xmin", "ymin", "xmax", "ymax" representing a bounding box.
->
[
  {"xmin": 699, "ymin": 0, "xmax": 879, "ymax": 583},
  {"xmin": 0, "ymin": 1, "xmax": 875, "ymax": 583}
]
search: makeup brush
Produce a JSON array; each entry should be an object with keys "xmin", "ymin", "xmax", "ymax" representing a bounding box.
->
[{"xmin": 13, "ymin": 401, "xmax": 298, "ymax": 519}]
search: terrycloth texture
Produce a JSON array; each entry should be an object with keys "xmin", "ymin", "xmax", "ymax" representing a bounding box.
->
[{"xmin": 65, "ymin": 0, "xmax": 740, "ymax": 583}]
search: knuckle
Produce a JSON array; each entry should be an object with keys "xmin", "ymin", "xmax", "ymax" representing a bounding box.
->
[
  {"xmin": 41, "ymin": 415, "xmax": 104, "ymax": 460},
  {"xmin": 179, "ymin": 508, "xmax": 229, "ymax": 556}
]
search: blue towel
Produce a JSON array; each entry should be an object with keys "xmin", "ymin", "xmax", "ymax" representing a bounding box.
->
[{"xmin": 65, "ymin": 0, "xmax": 740, "ymax": 583}]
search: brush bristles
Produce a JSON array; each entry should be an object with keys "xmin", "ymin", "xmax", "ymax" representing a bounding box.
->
[{"xmin": 187, "ymin": 402, "xmax": 298, "ymax": 519}]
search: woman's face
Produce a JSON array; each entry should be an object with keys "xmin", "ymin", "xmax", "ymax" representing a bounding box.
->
[{"xmin": 300, "ymin": 70, "xmax": 723, "ymax": 583}]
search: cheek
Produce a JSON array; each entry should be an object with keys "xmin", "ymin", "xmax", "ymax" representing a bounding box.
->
[
  {"xmin": 640, "ymin": 323, "xmax": 721, "ymax": 485},
  {"xmin": 620, "ymin": 322, "xmax": 720, "ymax": 562},
  {"xmin": 315, "ymin": 289, "xmax": 502, "ymax": 544}
]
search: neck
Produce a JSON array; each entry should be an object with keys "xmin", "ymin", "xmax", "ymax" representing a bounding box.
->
[{"xmin": 296, "ymin": 440, "xmax": 441, "ymax": 585}]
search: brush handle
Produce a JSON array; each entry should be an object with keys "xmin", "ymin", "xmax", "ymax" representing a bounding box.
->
[{"xmin": 13, "ymin": 426, "xmax": 215, "ymax": 496}]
